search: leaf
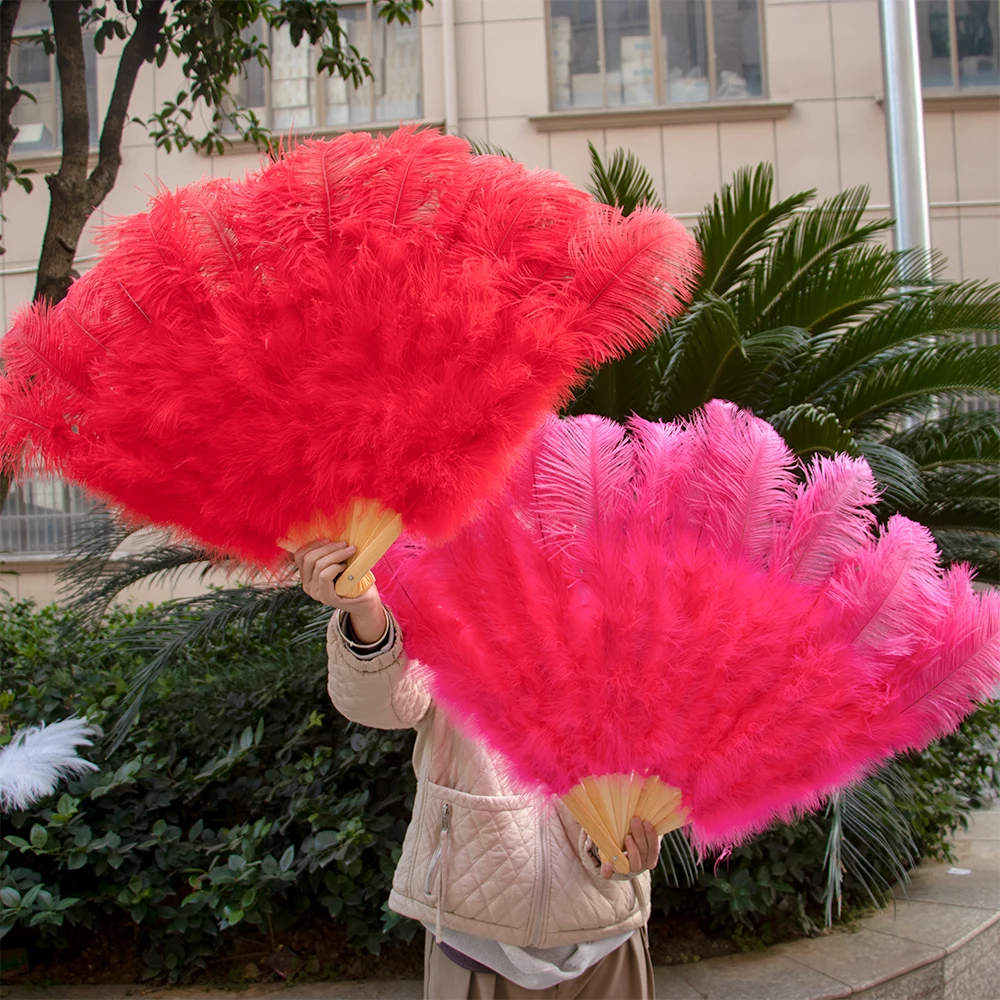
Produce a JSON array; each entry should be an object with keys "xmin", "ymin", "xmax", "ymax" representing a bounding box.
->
[
  {"xmin": 885, "ymin": 408, "xmax": 1000, "ymax": 470},
  {"xmin": 787, "ymin": 280, "xmax": 1000, "ymax": 407},
  {"xmin": 239, "ymin": 726, "xmax": 253, "ymax": 750},
  {"xmin": 694, "ymin": 162, "xmax": 812, "ymax": 296},
  {"xmin": 279, "ymin": 845, "xmax": 295, "ymax": 872},
  {"xmin": 227, "ymin": 854, "xmax": 246, "ymax": 872},
  {"xmin": 767, "ymin": 404, "xmax": 859, "ymax": 460},
  {"xmin": 650, "ymin": 294, "xmax": 745, "ymax": 419},
  {"xmin": 829, "ymin": 342, "xmax": 1000, "ymax": 431},
  {"xmin": 464, "ymin": 137, "xmax": 515, "ymax": 160},
  {"xmin": 0, "ymin": 888, "xmax": 21, "ymax": 908},
  {"xmin": 29, "ymin": 825, "xmax": 48, "ymax": 850},
  {"xmin": 736, "ymin": 185, "xmax": 894, "ymax": 337},
  {"xmin": 587, "ymin": 142, "xmax": 661, "ymax": 216}
]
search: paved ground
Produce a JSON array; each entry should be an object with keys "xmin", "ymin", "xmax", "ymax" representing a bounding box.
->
[{"xmin": 4, "ymin": 801, "xmax": 998, "ymax": 1000}]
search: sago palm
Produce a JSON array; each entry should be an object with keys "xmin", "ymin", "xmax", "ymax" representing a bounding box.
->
[{"xmin": 572, "ymin": 151, "xmax": 1000, "ymax": 583}]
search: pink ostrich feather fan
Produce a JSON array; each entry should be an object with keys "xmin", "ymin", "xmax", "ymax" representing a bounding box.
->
[
  {"xmin": 379, "ymin": 401, "xmax": 1000, "ymax": 851},
  {"xmin": 0, "ymin": 128, "xmax": 699, "ymax": 569}
]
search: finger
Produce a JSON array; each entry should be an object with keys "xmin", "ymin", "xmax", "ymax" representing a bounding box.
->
[
  {"xmin": 291, "ymin": 537, "xmax": 333, "ymax": 567},
  {"xmin": 314, "ymin": 547, "xmax": 355, "ymax": 577},
  {"xmin": 296, "ymin": 539, "xmax": 331, "ymax": 581},
  {"xmin": 624, "ymin": 834, "xmax": 642, "ymax": 873},
  {"xmin": 302, "ymin": 541, "xmax": 352, "ymax": 586},
  {"xmin": 600, "ymin": 860, "xmax": 614, "ymax": 880},
  {"xmin": 630, "ymin": 817, "xmax": 649, "ymax": 862},
  {"xmin": 644, "ymin": 822, "xmax": 660, "ymax": 866}
]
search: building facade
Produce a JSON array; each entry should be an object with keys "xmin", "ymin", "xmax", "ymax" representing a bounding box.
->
[{"xmin": 2, "ymin": 0, "xmax": 999, "ymax": 602}]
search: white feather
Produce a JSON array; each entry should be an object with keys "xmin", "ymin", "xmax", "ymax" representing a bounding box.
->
[{"xmin": 0, "ymin": 718, "xmax": 100, "ymax": 812}]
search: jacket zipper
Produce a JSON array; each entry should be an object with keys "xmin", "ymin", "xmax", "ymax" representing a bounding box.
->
[
  {"xmin": 527, "ymin": 810, "xmax": 550, "ymax": 948},
  {"xmin": 432, "ymin": 803, "xmax": 451, "ymax": 941},
  {"xmin": 423, "ymin": 802, "xmax": 451, "ymax": 895}
]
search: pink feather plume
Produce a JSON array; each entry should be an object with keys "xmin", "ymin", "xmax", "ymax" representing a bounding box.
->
[
  {"xmin": 0, "ymin": 128, "xmax": 700, "ymax": 567},
  {"xmin": 380, "ymin": 401, "xmax": 1000, "ymax": 848}
]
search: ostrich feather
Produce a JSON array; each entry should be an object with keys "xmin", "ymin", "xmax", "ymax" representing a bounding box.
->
[
  {"xmin": 380, "ymin": 403, "xmax": 1000, "ymax": 849},
  {"xmin": 0, "ymin": 128, "xmax": 700, "ymax": 568},
  {"xmin": 771, "ymin": 454, "xmax": 880, "ymax": 586},
  {"xmin": 0, "ymin": 718, "xmax": 99, "ymax": 812}
]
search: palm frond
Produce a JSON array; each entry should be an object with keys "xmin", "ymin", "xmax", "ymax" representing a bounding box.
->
[
  {"xmin": 931, "ymin": 529, "xmax": 1000, "ymax": 582},
  {"xmin": 761, "ymin": 245, "xmax": 942, "ymax": 337},
  {"xmin": 694, "ymin": 163, "xmax": 812, "ymax": 296},
  {"xmin": 649, "ymin": 294, "xmax": 744, "ymax": 419},
  {"xmin": 464, "ymin": 137, "xmax": 515, "ymax": 159},
  {"xmin": 885, "ymin": 408, "xmax": 1000, "ymax": 470},
  {"xmin": 658, "ymin": 828, "xmax": 701, "ymax": 888},
  {"xmin": 823, "ymin": 766, "xmax": 919, "ymax": 925},
  {"xmin": 587, "ymin": 141, "xmax": 661, "ymax": 215},
  {"xmin": 921, "ymin": 466, "xmax": 1000, "ymax": 505},
  {"xmin": 62, "ymin": 540, "xmax": 213, "ymax": 629},
  {"xmin": 717, "ymin": 326, "xmax": 810, "ymax": 409},
  {"xmin": 766, "ymin": 403, "xmax": 860, "ymax": 460},
  {"xmin": 54, "ymin": 506, "xmax": 212, "ymax": 627},
  {"xmin": 737, "ymin": 185, "xmax": 894, "ymax": 335},
  {"xmin": 107, "ymin": 584, "xmax": 315, "ymax": 747},
  {"xmin": 788, "ymin": 281, "xmax": 1000, "ymax": 406},
  {"xmin": 856, "ymin": 441, "xmax": 927, "ymax": 510},
  {"xmin": 827, "ymin": 342, "xmax": 1000, "ymax": 431}
]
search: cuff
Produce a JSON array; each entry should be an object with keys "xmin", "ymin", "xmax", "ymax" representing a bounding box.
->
[{"xmin": 336, "ymin": 609, "xmax": 395, "ymax": 659}]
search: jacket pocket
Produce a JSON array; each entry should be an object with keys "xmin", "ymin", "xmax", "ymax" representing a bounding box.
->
[{"xmin": 418, "ymin": 779, "xmax": 540, "ymax": 932}]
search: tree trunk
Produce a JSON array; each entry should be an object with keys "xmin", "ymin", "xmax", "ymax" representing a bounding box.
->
[{"xmin": 0, "ymin": 0, "xmax": 23, "ymax": 198}]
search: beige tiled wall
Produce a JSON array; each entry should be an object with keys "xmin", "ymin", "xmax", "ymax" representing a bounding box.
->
[{"xmin": 2, "ymin": 0, "xmax": 998, "ymax": 604}]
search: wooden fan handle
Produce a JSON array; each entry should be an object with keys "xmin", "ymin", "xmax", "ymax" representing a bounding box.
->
[
  {"xmin": 336, "ymin": 567, "xmax": 376, "ymax": 599},
  {"xmin": 333, "ymin": 513, "xmax": 402, "ymax": 598}
]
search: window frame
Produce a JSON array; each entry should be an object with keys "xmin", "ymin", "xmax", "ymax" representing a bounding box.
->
[
  {"xmin": 9, "ymin": 25, "xmax": 99, "ymax": 159},
  {"xmin": 918, "ymin": 0, "xmax": 1000, "ymax": 92},
  {"xmin": 233, "ymin": 1, "xmax": 424, "ymax": 134},
  {"xmin": 544, "ymin": 0, "xmax": 769, "ymax": 113}
]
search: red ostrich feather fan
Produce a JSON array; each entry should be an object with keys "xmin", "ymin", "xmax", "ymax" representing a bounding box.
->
[
  {"xmin": 0, "ymin": 128, "xmax": 699, "ymax": 590},
  {"xmin": 379, "ymin": 402, "xmax": 1000, "ymax": 869}
]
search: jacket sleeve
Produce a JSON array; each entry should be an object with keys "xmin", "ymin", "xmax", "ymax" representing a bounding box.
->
[{"xmin": 326, "ymin": 607, "xmax": 433, "ymax": 730}]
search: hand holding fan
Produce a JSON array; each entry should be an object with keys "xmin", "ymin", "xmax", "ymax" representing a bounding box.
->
[
  {"xmin": 380, "ymin": 402, "xmax": 1000, "ymax": 870},
  {"xmin": 0, "ymin": 128, "xmax": 699, "ymax": 589}
]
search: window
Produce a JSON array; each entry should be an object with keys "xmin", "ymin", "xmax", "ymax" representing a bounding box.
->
[
  {"xmin": 547, "ymin": 0, "xmax": 763, "ymax": 110},
  {"xmin": 917, "ymin": 0, "xmax": 1000, "ymax": 89},
  {"xmin": 10, "ymin": 0, "xmax": 99, "ymax": 154},
  {"xmin": 229, "ymin": 3, "xmax": 422, "ymax": 133},
  {"xmin": 0, "ymin": 478, "xmax": 98, "ymax": 556}
]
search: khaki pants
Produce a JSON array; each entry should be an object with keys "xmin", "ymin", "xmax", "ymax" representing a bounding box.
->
[{"xmin": 423, "ymin": 927, "xmax": 655, "ymax": 1000}]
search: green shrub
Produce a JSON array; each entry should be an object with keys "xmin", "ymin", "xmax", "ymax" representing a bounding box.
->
[
  {"xmin": 0, "ymin": 597, "xmax": 417, "ymax": 981},
  {"xmin": 2, "ymin": 598, "xmax": 997, "ymax": 979}
]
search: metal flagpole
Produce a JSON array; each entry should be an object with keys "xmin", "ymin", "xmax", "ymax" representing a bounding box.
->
[{"xmin": 879, "ymin": 0, "xmax": 932, "ymax": 263}]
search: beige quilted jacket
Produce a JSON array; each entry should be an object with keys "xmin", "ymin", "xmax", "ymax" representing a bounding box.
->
[{"xmin": 326, "ymin": 609, "xmax": 651, "ymax": 949}]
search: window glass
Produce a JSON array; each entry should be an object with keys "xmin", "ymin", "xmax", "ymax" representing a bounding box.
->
[
  {"xmin": 661, "ymin": 0, "xmax": 709, "ymax": 102},
  {"xmin": 918, "ymin": 0, "xmax": 956, "ymax": 86},
  {"xmin": 713, "ymin": 0, "xmax": 762, "ymax": 99},
  {"xmin": 272, "ymin": 22, "xmax": 316, "ymax": 128},
  {"xmin": 604, "ymin": 0, "xmax": 653, "ymax": 106},
  {"xmin": 326, "ymin": 5, "xmax": 371, "ymax": 124},
  {"xmin": 374, "ymin": 15, "xmax": 422, "ymax": 120},
  {"xmin": 11, "ymin": 37, "xmax": 56, "ymax": 150},
  {"xmin": 549, "ymin": 0, "xmax": 601, "ymax": 109},
  {"xmin": 11, "ymin": 1, "xmax": 98, "ymax": 152},
  {"xmin": 956, "ymin": 0, "xmax": 999, "ymax": 86}
]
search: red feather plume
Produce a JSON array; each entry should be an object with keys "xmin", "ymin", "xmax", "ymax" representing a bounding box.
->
[{"xmin": 0, "ymin": 128, "xmax": 700, "ymax": 567}]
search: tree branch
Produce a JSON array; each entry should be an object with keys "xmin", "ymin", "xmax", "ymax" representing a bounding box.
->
[
  {"xmin": 0, "ymin": 0, "xmax": 23, "ymax": 186},
  {"xmin": 50, "ymin": 0, "xmax": 88, "ymax": 177},
  {"xmin": 88, "ymin": 0, "xmax": 164, "ymax": 205}
]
